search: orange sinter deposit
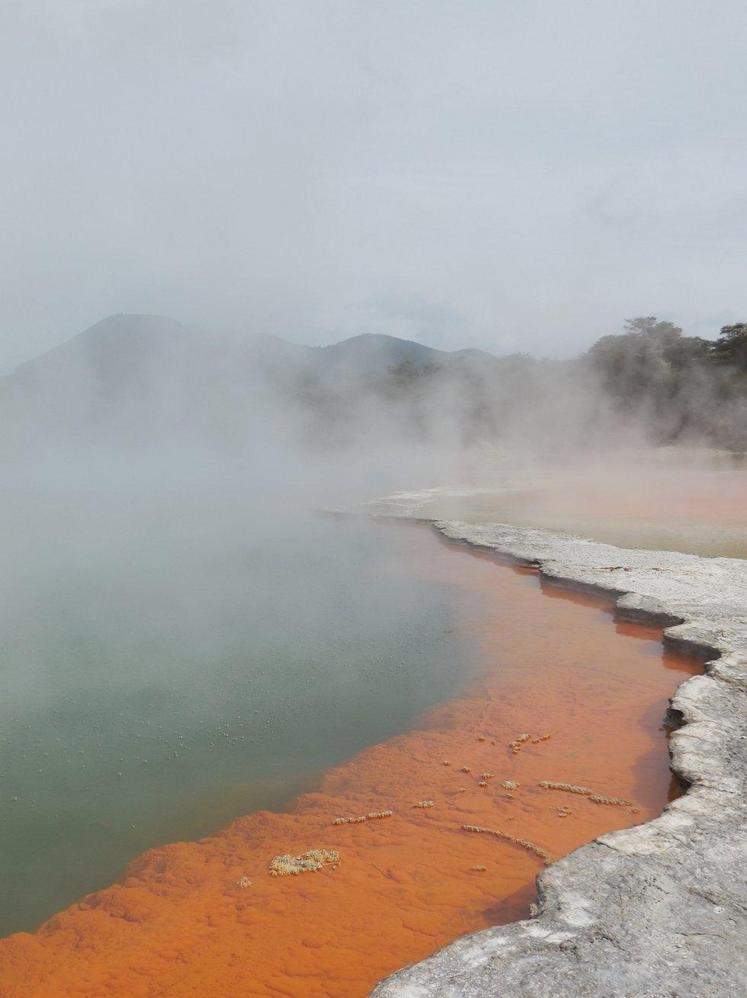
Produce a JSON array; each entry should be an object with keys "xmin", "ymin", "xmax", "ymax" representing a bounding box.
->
[
  {"xmin": 0, "ymin": 523, "xmax": 701, "ymax": 997},
  {"xmin": 415, "ymin": 456, "xmax": 747, "ymax": 558}
]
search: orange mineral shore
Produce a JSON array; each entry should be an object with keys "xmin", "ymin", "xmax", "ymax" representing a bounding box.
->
[{"xmin": 0, "ymin": 524, "xmax": 700, "ymax": 997}]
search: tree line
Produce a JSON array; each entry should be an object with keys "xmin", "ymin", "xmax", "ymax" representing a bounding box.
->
[
  {"xmin": 287, "ymin": 315, "xmax": 747, "ymax": 453},
  {"xmin": 585, "ymin": 318, "xmax": 747, "ymax": 449}
]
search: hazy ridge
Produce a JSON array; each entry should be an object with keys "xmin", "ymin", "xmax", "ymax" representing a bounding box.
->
[{"xmin": 2, "ymin": 313, "xmax": 746, "ymax": 455}]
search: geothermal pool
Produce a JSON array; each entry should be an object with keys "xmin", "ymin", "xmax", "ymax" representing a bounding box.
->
[
  {"xmin": 0, "ymin": 513, "xmax": 480, "ymax": 935},
  {"xmin": 0, "ymin": 517, "xmax": 699, "ymax": 997}
]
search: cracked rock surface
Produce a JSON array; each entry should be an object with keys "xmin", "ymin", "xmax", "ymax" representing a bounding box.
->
[{"xmin": 371, "ymin": 519, "xmax": 747, "ymax": 998}]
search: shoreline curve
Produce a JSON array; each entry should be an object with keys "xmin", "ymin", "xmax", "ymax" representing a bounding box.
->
[{"xmin": 371, "ymin": 517, "xmax": 747, "ymax": 997}]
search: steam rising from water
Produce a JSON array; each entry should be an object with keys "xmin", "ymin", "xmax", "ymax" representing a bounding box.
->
[
  {"xmin": 0, "ymin": 314, "xmax": 745, "ymax": 936},
  {"xmin": 0, "ymin": 483, "xmax": 477, "ymax": 933}
]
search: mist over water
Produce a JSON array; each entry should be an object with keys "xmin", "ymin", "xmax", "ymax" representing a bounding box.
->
[
  {"xmin": 0, "ymin": 467, "xmax": 479, "ymax": 934},
  {"xmin": 0, "ymin": 319, "xmax": 491, "ymax": 935},
  {"xmin": 1, "ymin": 309, "xmax": 745, "ymax": 938},
  {"xmin": 0, "ymin": 5, "xmax": 745, "ymax": 994}
]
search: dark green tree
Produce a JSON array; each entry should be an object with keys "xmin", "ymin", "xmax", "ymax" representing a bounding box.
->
[
  {"xmin": 712, "ymin": 323, "xmax": 747, "ymax": 369},
  {"xmin": 623, "ymin": 316, "xmax": 682, "ymax": 343}
]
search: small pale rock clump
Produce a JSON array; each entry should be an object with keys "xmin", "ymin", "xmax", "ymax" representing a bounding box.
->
[
  {"xmin": 332, "ymin": 810, "xmax": 393, "ymax": 825},
  {"xmin": 461, "ymin": 824, "xmax": 552, "ymax": 865},
  {"xmin": 509, "ymin": 733, "xmax": 531, "ymax": 754},
  {"xmin": 589, "ymin": 794, "xmax": 632, "ymax": 807},
  {"xmin": 269, "ymin": 849, "xmax": 340, "ymax": 877},
  {"xmin": 510, "ymin": 732, "xmax": 551, "ymax": 754},
  {"xmin": 538, "ymin": 780, "xmax": 593, "ymax": 796}
]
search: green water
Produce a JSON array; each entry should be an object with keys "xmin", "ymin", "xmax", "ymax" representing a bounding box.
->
[{"xmin": 0, "ymin": 511, "xmax": 477, "ymax": 935}]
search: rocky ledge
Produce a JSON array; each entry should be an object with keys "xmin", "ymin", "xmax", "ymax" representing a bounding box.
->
[{"xmin": 372, "ymin": 519, "xmax": 747, "ymax": 998}]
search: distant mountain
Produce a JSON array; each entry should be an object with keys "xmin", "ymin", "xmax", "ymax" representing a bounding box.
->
[
  {"xmin": 2, "ymin": 315, "xmax": 261, "ymax": 444},
  {"xmin": 4, "ymin": 310, "xmax": 740, "ymax": 453},
  {"xmin": 7, "ymin": 314, "xmax": 497, "ymax": 392},
  {"xmin": 0, "ymin": 313, "xmax": 500, "ymax": 449},
  {"xmin": 13, "ymin": 314, "xmax": 189, "ymax": 386},
  {"xmin": 310, "ymin": 333, "xmax": 446, "ymax": 374}
]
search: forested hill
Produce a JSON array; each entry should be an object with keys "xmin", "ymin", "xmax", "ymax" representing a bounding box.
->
[{"xmin": 1, "ymin": 314, "xmax": 746, "ymax": 453}]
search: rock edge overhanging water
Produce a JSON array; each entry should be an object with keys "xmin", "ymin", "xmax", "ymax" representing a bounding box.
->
[{"xmin": 371, "ymin": 517, "xmax": 747, "ymax": 998}]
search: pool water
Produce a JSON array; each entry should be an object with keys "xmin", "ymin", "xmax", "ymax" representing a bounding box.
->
[
  {"xmin": 0, "ymin": 511, "xmax": 479, "ymax": 934},
  {"xmin": 0, "ymin": 520, "xmax": 700, "ymax": 997}
]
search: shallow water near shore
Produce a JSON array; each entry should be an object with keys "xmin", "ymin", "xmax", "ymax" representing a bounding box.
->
[
  {"xmin": 0, "ymin": 514, "xmax": 480, "ymax": 934},
  {"xmin": 0, "ymin": 519, "xmax": 700, "ymax": 997}
]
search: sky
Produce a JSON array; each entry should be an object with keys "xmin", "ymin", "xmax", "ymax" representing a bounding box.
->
[{"xmin": 1, "ymin": 0, "xmax": 746, "ymax": 371}]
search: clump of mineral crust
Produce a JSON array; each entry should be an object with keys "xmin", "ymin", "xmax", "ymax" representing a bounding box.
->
[
  {"xmin": 500, "ymin": 779, "xmax": 519, "ymax": 790},
  {"xmin": 269, "ymin": 849, "xmax": 340, "ymax": 877},
  {"xmin": 511, "ymin": 732, "xmax": 551, "ymax": 754},
  {"xmin": 589, "ymin": 794, "xmax": 632, "ymax": 807},
  {"xmin": 332, "ymin": 810, "xmax": 393, "ymax": 825},
  {"xmin": 413, "ymin": 800, "xmax": 435, "ymax": 808},
  {"xmin": 538, "ymin": 780, "xmax": 593, "ymax": 796},
  {"xmin": 461, "ymin": 825, "xmax": 552, "ymax": 865},
  {"xmin": 510, "ymin": 733, "xmax": 531, "ymax": 754},
  {"xmin": 538, "ymin": 781, "xmax": 633, "ymax": 805}
]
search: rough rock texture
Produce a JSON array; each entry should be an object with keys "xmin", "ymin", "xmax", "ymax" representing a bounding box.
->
[{"xmin": 372, "ymin": 519, "xmax": 747, "ymax": 998}]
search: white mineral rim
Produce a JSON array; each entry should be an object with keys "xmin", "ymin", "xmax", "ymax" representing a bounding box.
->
[{"xmin": 366, "ymin": 496, "xmax": 747, "ymax": 998}]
